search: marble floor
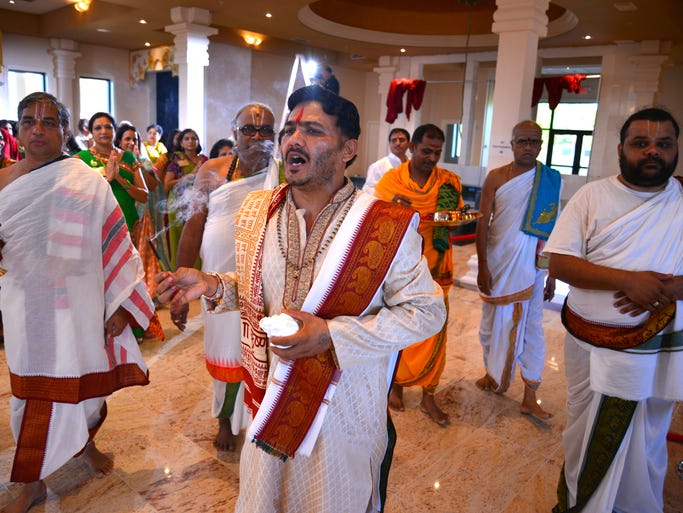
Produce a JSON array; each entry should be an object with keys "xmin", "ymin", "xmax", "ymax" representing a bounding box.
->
[{"xmin": 0, "ymin": 244, "xmax": 681, "ymax": 513}]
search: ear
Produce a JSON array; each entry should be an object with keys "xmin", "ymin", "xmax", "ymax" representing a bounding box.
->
[
  {"xmin": 409, "ymin": 141, "xmax": 416, "ymax": 154},
  {"xmin": 341, "ymin": 138, "xmax": 358, "ymax": 164},
  {"xmin": 617, "ymin": 143, "xmax": 622, "ymax": 158}
]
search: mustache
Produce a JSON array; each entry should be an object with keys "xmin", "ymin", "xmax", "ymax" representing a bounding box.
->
[{"xmin": 285, "ymin": 147, "xmax": 310, "ymax": 161}]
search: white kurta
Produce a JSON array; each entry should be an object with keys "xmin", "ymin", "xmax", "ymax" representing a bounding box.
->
[
  {"xmin": 478, "ymin": 168, "xmax": 550, "ymax": 391},
  {"xmin": 199, "ymin": 161, "xmax": 278, "ymax": 433},
  {"xmin": 544, "ymin": 175, "xmax": 683, "ymax": 513},
  {"xmin": 235, "ymin": 188, "xmax": 446, "ymax": 513},
  {"xmin": 362, "ymin": 153, "xmax": 401, "ymax": 196}
]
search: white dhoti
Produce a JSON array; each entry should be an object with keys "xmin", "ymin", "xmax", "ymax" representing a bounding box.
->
[
  {"xmin": 199, "ymin": 163, "xmax": 278, "ymax": 434},
  {"xmin": 544, "ymin": 176, "xmax": 683, "ymax": 512},
  {"xmin": 478, "ymin": 170, "xmax": 549, "ymax": 391},
  {"xmin": 561, "ymin": 335, "xmax": 674, "ymax": 513},
  {"xmin": 0, "ymin": 158, "xmax": 152, "ymax": 481}
]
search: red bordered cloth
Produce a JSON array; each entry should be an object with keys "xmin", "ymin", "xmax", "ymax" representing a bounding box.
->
[{"xmin": 236, "ymin": 185, "xmax": 415, "ymax": 459}]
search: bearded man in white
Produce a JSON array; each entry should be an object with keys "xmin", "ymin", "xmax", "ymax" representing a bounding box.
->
[{"xmin": 546, "ymin": 107, "xmax": 682, "ymax": 513}]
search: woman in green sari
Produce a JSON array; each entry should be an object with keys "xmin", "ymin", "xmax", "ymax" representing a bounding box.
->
[
  {"xmin": 75, "ymin": 112, "xmax": 148, "ymax": 232},
  {"xmin": 163, "ymin": 128, "xmax": 207, "ymax": 269}
]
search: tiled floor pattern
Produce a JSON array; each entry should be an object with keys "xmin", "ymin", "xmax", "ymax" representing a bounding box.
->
[{"xmin": 0, "ymin": 244, "xmax": 681, "ymax": 512}]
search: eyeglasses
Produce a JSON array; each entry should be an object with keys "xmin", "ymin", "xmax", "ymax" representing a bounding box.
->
[
  {"xmin": 238, "ymin": 124, "xmax": 275, "ymax": 137},
  {"xmin": 513, "ymin": 138, "xmax": 542, "ymax": 148}
]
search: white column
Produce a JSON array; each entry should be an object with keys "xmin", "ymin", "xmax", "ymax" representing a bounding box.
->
[
  {"xmin": 629, "ymin": 40, "xmax": 670, "ymax": 108},
  {"xmin": 486, "ymin": 0, "xmax": 549, "ymax": 171},
  {"xmin": 373, "ymin": 57, "xmax": 398, "ymax": 160},
  {"xmin": 49, "ymin": 39, "xmax": 81, "ymax": 120},
  {"xmin": 165, "ymin": 7, "xmax": 217, "ymax": 146},
  {"xmin": 459, "ymin": 55, "xmax": 480, "ymax": 165},
  {"xmin": 461, "ymin": 0, "xmax": 548, "ymax": 289}
]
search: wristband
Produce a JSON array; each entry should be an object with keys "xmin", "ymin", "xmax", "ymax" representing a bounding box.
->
[{"xmin": 202, "ymin": 272, "xmax": 224, "ymax": 303}]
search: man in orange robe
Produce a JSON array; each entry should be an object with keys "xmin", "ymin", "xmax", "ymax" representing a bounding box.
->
[{"xmin": 375, "ymin": 123, "xmax": 463, "ymax": 425}]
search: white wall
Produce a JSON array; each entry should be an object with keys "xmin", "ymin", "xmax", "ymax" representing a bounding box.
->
[
  {"xmin": 78, "ymin": 43, "xmax": 154, "ymax": 131},
  {"xmin": 2, "ymin": 33, "xmax": 680, "ymax": 186},
  {"xmin": 0, "ymin": 34, "xmax": 54, "ymax": 119},
  {"xmin": 0, "ymin": 34, "xmax": 155, "ymax": 135}
]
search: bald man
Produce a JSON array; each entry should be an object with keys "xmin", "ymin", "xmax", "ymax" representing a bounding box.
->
[
  {"xmin": 174, "ymin": 102, "xmax": 279, "ymax": 451},
  {"xmin": 475, "ymin": 120, "xmax": 561, "ymax": 420}
]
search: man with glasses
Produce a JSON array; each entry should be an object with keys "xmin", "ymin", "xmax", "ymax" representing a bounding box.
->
[
  {"xmin": 173, "ymin": 102, "xmax": 279, "ymax": 451},
  {"xmin": 362, "ymin": 128, "xmax": 410, "ymax": 196},
  {"xmin": 475, "ymin": 120, "xmax": 561, "ymax": 420},
  {"xmin": 0, "ymin": 92, "xmax": 153, "ymax": 513}
]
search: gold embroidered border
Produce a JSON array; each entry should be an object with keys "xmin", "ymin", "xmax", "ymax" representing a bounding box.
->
[{"xmin": 562, "ymin": 302, "xmax": 675, "ymax": 350}]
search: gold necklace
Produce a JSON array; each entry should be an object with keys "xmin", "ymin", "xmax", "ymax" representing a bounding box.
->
[{"xmin": 277, "ymin": 188, "xmax": 355, "ymax": 309}]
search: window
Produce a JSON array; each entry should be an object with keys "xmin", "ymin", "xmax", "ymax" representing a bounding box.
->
[
  {"xmin": 444, "ymin": 123, "xmax": 462, "ymax": 164},
  {"xmin": 79, "ymin": 77, "xmax": 111, "ymax": 119},
  {"xmin": 536, "ymin": 102, "xmax": 597, "ymax": 176},
  {"xmin": 8, "ymin": 70, "xmax": 46, "ymax": 116}
]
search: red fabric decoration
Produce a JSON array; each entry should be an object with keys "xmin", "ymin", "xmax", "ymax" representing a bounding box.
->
[
  {"xmin": 531, "ymin": 74, "xmax": 587, "ymax": 110},
  {"xmin": 1, "ymin": 127, "xmax": 22, "ymax": 161},
  {"xmin": 386, "ymin": 79, "xmax": 427, "ymax": 123}
]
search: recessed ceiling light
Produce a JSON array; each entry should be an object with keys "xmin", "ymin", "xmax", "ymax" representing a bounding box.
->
[
  {"xmin": 583, "ymin": 34, "xmax": 592, "ymax": 40},
  {"xmin": 613, "ymin": 2, "xmax": 638, "ymax": 12},
  {"xmin": 265, "ymin": 12, "xmax": 272, "ymax": 18},
  {"xmin": 145, "ymin": 42, "xmax": 151, "ymax": 47},
  {"xmin": 9, "ymin": 0, "xmax": 15, "ymax": 5},
  {"xmin": 97, "ymin": 28, "xmax": 111, "ymax": 33},
  {"xmin": 139, "ymin": 19, "xmax": 147, "ymax": 24},
  {"xmin": 400, "ymin": 48, "xmax": 406, "ymax": 53}
]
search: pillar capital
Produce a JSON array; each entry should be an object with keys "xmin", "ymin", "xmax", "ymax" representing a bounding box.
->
[{"xmin": 492, "ymin": 0, "xmax": 550, "ymax": 38}]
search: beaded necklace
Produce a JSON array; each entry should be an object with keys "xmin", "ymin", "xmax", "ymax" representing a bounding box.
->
[
  {"xmin": 277, "ymin": 183, "xmax": 356, "ymax": 309},
  {"xmin": 226, "ymin": 156, "xmax": 240, "ymax": 182}
]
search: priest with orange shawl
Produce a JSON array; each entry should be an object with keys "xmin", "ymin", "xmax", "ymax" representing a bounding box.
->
[{"xmin": 375, "ymin": 123, "xmax": 464, "ymax": 426}]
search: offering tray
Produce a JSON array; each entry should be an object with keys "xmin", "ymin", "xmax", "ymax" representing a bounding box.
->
[{"xmin": 425, "ymin": 210, "xmax": 482, "ymax": 227}]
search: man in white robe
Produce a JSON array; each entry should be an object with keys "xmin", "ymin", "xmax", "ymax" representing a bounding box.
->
[
  {"xmin": 476, "ymin": 120, "xmax": 560, "ymax": 420},
  {"xmin": 174, "ymin": 103, "xmax": 279, "ymax": 451},
  {"xmin": 0, "ymin": 92, "xmax": 152, "ymax": 513},
  {"xmin": 545, "ymin": 107, "xmax": 683, "ymax": 513},
  {"xmin": 361, "ymin": 127, "xmax": 409, "ymax": 196},
  {"xmin": 156, "ymin": 85, "xmax": 446, "ymax": 513}
]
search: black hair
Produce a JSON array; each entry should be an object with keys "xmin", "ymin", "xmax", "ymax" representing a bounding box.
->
[
  {"xmin": 411, "ymin": 124, "xmax": 445, "ymax": 145},
  {"xmin": 88, "ymin": 112, "xmax": 116, "ymax": 133},
  {"xmin": 209, "ymin": 138, "xmax": 233, "ymax": 159},
  {"xmin": 286, "ymin": 85, "xmax": 360, "ymax": 167},
  {"xmin": 115, "ymin": 123, "xmax": 139, "ymax": 150},
  {"xmin": 174, "ymin": 128, "xmax": 202, "ymax": 154},
  {"xmin": 620, "ymin": 107, "xmax": 680, "ymax": 144},
  {"xmin": 17, "ymin": 92, "xmax": 70, "ymax": 129},
  {"xmin": 389, "ymin": 128, "xmax": 410, "ymax": 141}
]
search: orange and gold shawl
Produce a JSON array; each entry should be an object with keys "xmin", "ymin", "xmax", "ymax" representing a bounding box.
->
[{"xmin": 375, "ymin": 161, "xmax": 463, "ymax": 286}]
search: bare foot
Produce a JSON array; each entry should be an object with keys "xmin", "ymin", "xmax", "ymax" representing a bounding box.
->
[
  {"xmin": 388, "ymin": 384, "xmax": 404, "ymax": 412},
  {"xmin": 2, "ymin": 481, "xmax": 46, "ymax": 513},
  {"xmin": 81, "ymin": 441, "xmax": 113, "ymax": 478},
  {"xmin": 475, "ymin": 373, "xmax": 498, "ymax": 392},
  {"xmin": 419, "ymin": 392, "xmax": 450, "ymax": 427},
  {"xmin": 520, "ymin": 385, "xmax": 553, "ymax": 421},
  {"xmin": 214, "ymin": 418, "xmax": 238, "ymax": 452}
]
